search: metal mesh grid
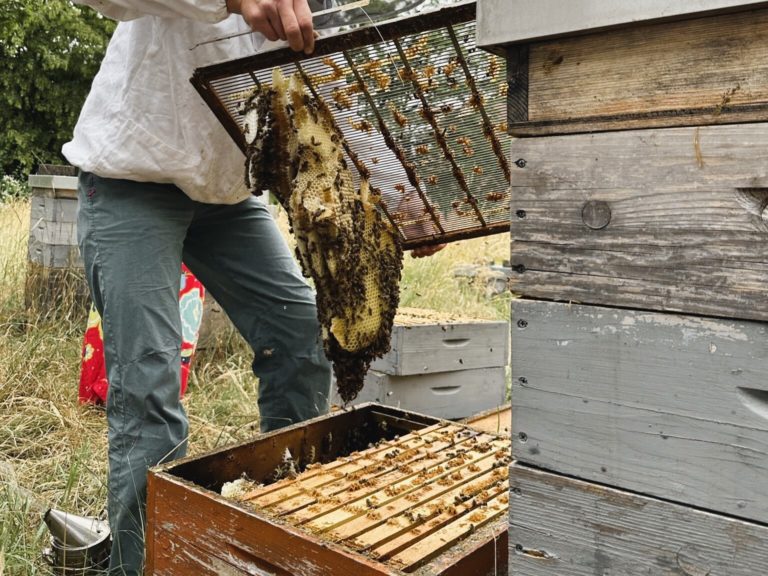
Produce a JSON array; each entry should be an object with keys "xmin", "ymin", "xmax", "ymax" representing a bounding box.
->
[{"xmin": 192, "ymin": 1, "xmax": 509, "ymax": 248}]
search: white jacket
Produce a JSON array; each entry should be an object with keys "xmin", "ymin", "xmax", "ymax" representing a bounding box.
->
[{"xmin": 63, "ymin": 1, "xmax": 262, "ymax": 204}]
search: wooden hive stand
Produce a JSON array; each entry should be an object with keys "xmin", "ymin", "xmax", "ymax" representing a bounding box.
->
[{"xmin": 477, "ymin": 1, "xmax": 768, "ymax": 574}]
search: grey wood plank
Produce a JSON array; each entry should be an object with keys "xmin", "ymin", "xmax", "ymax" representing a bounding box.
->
[
  {"xmin": 27, "ymin": 238, "xmax": 82, "ymax": 268},
  {"xmin": 509, "ymin": 463, "xmax": 768, "ymax": 576},
  {"xmin": 337, "ymin": 367, "xmax": 508, "ymax": 420},
  {"xmin": 371, "ymin": 321, "xmax": 509, "ymax": 375},
  {"xmin": 509, "ymin": 123, "xmax": 768, "ymax": 321},
  {"xmin": 30, "ymin": 196, "xmax": 78, "ymax": 223},
  {"xmin": 477, "ymin": 0, "xmax": 768, "ymax": 47},
  {"xmin": 504, "ymin": 8, "xmax": 768, "ymax": 134},
  {"xmin": 511, "ymin": 299, "xmax": 768, "ymax": 523}
]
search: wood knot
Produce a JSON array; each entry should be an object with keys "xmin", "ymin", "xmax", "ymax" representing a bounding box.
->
[
  {"xmin": 581, "ymin": 200, "xmax": 611, "ymax": 230},
  {"xmin": 734, "ymin": 188, "xmax": 768, "ymax": 231}
]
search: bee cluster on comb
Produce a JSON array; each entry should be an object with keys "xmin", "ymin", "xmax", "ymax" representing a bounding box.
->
[{"xmin": 243, "ymin": 69, "xmax": 403, "ymax": 403}]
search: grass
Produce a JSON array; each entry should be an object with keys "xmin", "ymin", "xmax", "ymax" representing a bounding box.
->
[{"xmin": 0, "ymin": 198, "xmax": 510, "ymax": 574}]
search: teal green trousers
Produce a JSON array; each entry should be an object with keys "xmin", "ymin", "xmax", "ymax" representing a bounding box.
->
[{"xmin": 76, "ymin": 172, "xmax": 331, "ymax": 575}]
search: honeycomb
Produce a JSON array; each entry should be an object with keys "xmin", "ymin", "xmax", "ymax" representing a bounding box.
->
[{"xmin": 243, "ymin": 69, "xmax": 403, "ymax": 402}]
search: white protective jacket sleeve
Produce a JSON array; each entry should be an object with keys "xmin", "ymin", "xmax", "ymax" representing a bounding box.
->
[{"xmin": 73, "ymin": 0, "xmax": 229, "ymax": 23}]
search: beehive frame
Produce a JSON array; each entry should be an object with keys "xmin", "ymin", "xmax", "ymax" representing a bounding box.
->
[{"xmin": 191, "ymin": 1, "xmax": 510, "ymax": 249}]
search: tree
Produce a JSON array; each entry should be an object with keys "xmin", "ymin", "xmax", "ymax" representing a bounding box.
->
[{"xmin": 0, "ymin": 0, "xmax": 115, "ymax": 178}]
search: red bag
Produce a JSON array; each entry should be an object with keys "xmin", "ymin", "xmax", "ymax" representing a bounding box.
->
[{"xmin": 78, "ymin": 264, "xmax": 205, "ymax": 404}]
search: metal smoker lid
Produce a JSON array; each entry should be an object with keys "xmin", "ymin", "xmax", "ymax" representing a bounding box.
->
[{"xmin": 192, "ymin": 0, "xmax": 510, "ymax": 249}]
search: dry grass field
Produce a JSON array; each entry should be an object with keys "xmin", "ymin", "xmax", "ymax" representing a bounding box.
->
[{"xmin": 0, "ymin": 198, "xmax": 511, "ymax": 574}]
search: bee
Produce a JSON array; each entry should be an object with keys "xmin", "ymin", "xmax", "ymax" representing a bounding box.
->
[
  {"xmin": 443, "ymin": 60, "xmax": 459, "ymax": 76},
  {"xmin": 487, "ymin": 58, "xmax": 500, "ymax": 79},
  {"xmin": 415, "ymin": 144, "xmax": 429, "ymax": 155},
  {"xmin": 388, "ymin": 103, "xmax": 408, "ymax": 128},
  {"xmin": 331, "ymin": 87, "xmax": 352, "ymax": 110},
  {"xmin": 486, "ymin": 192, "xmax": 504, "ymax": 201},
  {"xmin": 322, "ymin": 56, "xmax": 346, "ymax": 80},
  {"xmin": 395, "ymin": 184, "xmax": 406, "ymax": 194},
  {"xmin": 373, "ymin": 72, "xmax": 391, "ymax": 91},
  {"xmin": 427, "ymin": 175, "xmax": 438, "ymax": 185},
  {"xmin": 472, "ymin": 165, "xmax": 484, "ymax": 175},
  {"xmin": 468, "ymin": 94, "xmax": 484, "ymax": 109},
  {"xmin": 371, "ymin": 157, "xmax": 379, "ymax": 164},
  {"xmin": 440, "ymin": 103, "xmax": 453, "ymax": 114},
  {"xmin": 349, "ymin": 118, "xmax": 373, "ymax": 134}
]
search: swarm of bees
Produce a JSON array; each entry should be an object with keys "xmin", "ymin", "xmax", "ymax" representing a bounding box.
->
[{"xmin": 242, "ymin": 69, "xmax": 403, "ymax": 402}]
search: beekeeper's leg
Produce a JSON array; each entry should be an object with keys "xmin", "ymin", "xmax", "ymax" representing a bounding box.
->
[
  {"xmin": 77, "ymin": 172, "xmax": 191, "ymax": 576},
  {"xmin": 182, "ymin": 197, "xmax": 332, "ymax": 433}
]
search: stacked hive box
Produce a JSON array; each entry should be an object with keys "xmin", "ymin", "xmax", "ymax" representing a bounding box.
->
[
  {"xmin": 478, "ymin": 1, "xmax": 768, "ymax": 573},
  {"xmin": 337, "ymin": 308, "xmax": 509, "ymax": 420}
]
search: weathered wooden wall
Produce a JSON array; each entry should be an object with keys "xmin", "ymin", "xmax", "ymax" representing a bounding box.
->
[
  {"xmin": 509, "ymin": 123, "xmax": 768, "ymax": 321},
  {"xmin": 509, "ymin": 463, "xmax": 768, "ymax": 576},
  {"xmin": 511, "ymin": 299, "xmax": 768, "ymax": 523},
  {"xmin": 507, "ymin": 7, "xmax": 768, "ymax": 134}
]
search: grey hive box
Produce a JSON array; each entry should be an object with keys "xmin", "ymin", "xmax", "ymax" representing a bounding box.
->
[
  {"xmin": 478, "ymin": 1, "xmax": 768, "ymax": 573},
  {"xmin": 370, "ymin": 308, "xmax": 509, "ymax": 376},
  {"xmin": 25, "ymin": 170, "xmax": 89, "ymax": 314},
  {"xmin": 350, "ymin": 367, "xmax": 507, "ymax": 420},
  {"xmin": 337, "ymin": 309, "xmax": 510, "ymax": 420}
]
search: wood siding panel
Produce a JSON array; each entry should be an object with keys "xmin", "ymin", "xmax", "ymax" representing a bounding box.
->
[
  {"xmin": 511, "ymin": 299, "xmax": 768, "ymax": 523},
  {"xmin": 508, "ymin": 8, "xmax": 768, "ymax": 135},
  {"xmin": 509, "ymin": 123, "xmax": 768, "ymax": 321},
  {"xmin": 371, "ymin": 320, "xmax": 508, "ymax": 376},
  {"xmin": 509, "ymin": 464, "xmax": 768, "ymax": 576}
]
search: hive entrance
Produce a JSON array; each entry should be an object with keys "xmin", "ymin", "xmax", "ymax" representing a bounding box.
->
[{"xmin": 192, "ymin": 0, "xmax": 510, "ymax": 249}]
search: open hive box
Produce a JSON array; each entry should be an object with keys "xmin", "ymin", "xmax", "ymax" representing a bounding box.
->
[
  {"xmin": 191, "ymin": 0, "xmax": 510, "ymax": 250},
  {"xmin": 146, "ymin": 404, "xmax": 509, "ymax": 575}
]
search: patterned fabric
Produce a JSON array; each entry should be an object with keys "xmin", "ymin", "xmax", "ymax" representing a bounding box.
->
[{"xmin": 78, "ymin": 264, "xmax": 205, "ymax": 404}]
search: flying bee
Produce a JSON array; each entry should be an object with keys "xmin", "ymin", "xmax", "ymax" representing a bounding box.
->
[
  {"xmin": 472, "ymin": 165, "xmax": 484, "ymax": 175},
  {"xmin": 415, "ymin": 144, "xmax": 429, "ymax": 155},
  {"xmin": 440, "ymin": 103, "xmax": 453, "ymax": 114},
  {"xmin": 395, "ymin": 184, "xmax": 406, "ymax": 194},
  {"xmin": 427, "ymin": 175, "xmax": 438, "ymax": 185}
]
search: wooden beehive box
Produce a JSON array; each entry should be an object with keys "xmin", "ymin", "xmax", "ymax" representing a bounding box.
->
[
  {"xmin": 25, "ymin": 167, "xmax": 89, "ymax": 314},
  {"xmin": 146, "ymin": 404, "xmax": 509, "ymax": 575},
  {"xmin": 336, "ymin": 309, "xmax": 509, "ymax": 419},
  {"xmin": 371, "ymin": 308, "xmax": 509, "ymax": 376},
  {"xmin": 477, "ymin": 1, "xmax": 768, "ymax": 573}
]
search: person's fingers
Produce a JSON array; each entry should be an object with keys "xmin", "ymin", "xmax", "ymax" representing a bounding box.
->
[
  {"xmin": 293, "ymin": 0, "xmax": 315, "ymax": 53},
  {"xmin": 241, "ymin": 0, "xmax": 281, "ymax": 41},
  {"xmin": 278, "ymin": 3, "xmax": 303, "ymax": 51}
]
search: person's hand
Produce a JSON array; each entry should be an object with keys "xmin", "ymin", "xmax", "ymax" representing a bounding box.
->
[{"xmin": 227, "ymin": 0, "xmax": 315, "ymax": 54}]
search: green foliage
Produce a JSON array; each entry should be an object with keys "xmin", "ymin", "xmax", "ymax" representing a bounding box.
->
[
  {"xmin": 0, "ymin": 175, "xmax": 29, "ymax": 202},
  {"xmin": 0, "ymin": 1, "xmax": 115, "ymax": 178}
]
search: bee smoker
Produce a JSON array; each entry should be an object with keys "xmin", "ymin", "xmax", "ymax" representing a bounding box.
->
[{"xmin": 42, "ymin": 509, "xmax": 111, "ymax": 575}]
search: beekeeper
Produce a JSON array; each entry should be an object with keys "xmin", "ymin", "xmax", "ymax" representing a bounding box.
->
[{"xmin": 63, "ymin": 2, "xmax": 331, "ymax": 574}]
